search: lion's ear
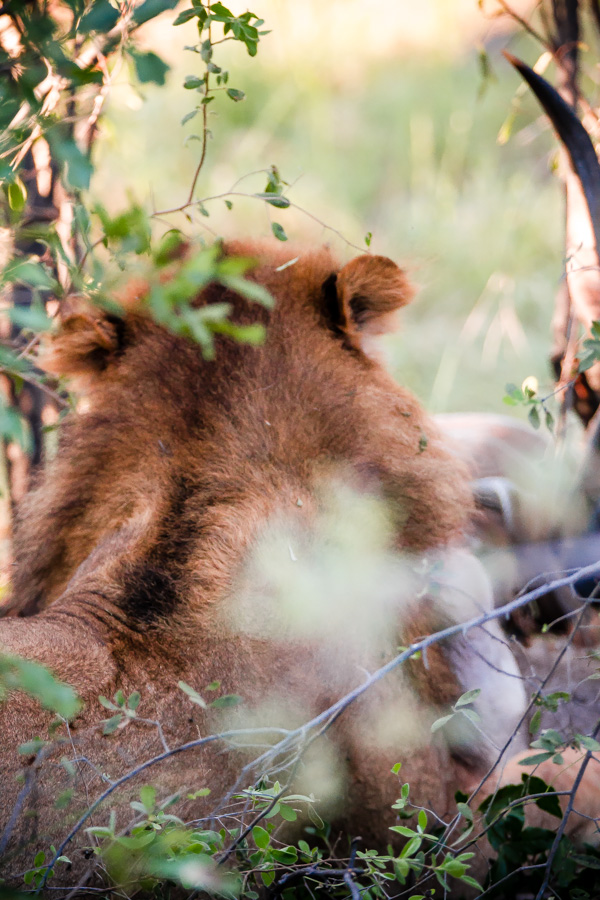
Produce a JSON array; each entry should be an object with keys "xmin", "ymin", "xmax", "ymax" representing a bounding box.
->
[
  {"xmin": 326, "ymin": 255, "xmax": 415, "ymax": 358},
  {"xmin": 41, "ymin": 308, "xmax": 125, "ymax": 381}
]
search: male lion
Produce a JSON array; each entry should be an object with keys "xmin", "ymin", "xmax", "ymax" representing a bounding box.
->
[{"xmin": 0, "ymin": 242, "xmax": 527, "ymax": 888}]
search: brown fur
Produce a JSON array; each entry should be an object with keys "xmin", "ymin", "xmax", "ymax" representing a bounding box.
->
[
  {"xmin": 12, "ymin": 245, "xmax": 470, "ymax": 617},
  {"xmin": 0, "ymin": 243, "xmax": 528, "ymax": 887}
]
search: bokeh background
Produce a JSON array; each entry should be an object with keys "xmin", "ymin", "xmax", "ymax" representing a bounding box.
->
[{"xmin": 94, "ymin": 0, "xmax": 563, "ymax": 414}]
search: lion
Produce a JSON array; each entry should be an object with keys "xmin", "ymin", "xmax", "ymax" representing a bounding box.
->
[{"xmin": 0, "ymin": 242, "xmax": 529, "ymax": 889}]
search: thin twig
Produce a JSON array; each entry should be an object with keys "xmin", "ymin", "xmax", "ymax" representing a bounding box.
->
[{"xmin": 153, "ymin": 192, "xmax": 369, "ymax": 255}]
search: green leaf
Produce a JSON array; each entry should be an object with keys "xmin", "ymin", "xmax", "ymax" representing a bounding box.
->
[
  {"xmin": 271, "ymin": 846, "xmax": 298, "ymax": 864},
  {"xmin": 131, "ymin": 50, "xmax": 170, "ymax": 85},
  {"xmin": 252, "ymin": 825, "xmax": 270, "ymax": 849},
  {"xmin": 518, "ymin": 751, "xmax": 554, "ymax": 766},
  {"xmin": 133, "ymin": 0, "xmax": 179, "ymax": 26},
  {"xmin": 534, "ymin": 728, "xmax": 564, "ymax": 748},
  {"xmin": 115, "ymin": 829, "xmax": 156, "ymax": 849},
  {"xmin": 210, "ymin": 694, "xmax": 242, "ymax": 708},
  {"xmin": 394, "ymin": 857, "xmax": 410, "ymax": 881},
  {"xmin": 210, "ymin": 2, "xmax": 234, "ymax": 15},
  {"xmin": 47, "ymin": 133, "xmax": 93, "ymax": 190},
  {"xmin": 55, "ymin": 789, "xmax": 74, "ymax": 809},
  {"xmin": 220, "ymin": 275, "xmax": 274, "ymax": 308},
  {"xmin": 264, "ymin": 166, "xmax": 284, "ymax": 194},
  {"xmin": 478, "ymin": 782, "xmax": 525, "ymax": 822},
  {"xmin": 578, "ymin": 348, "xmax": 600, "ymax": 373},
  {"xmin": 418, "ymin": 809, "xmax": 427, "ymax": 830},
  {"xmin": 226, "ymin": 88, "xmax": 245, "ymax": 102},
  {"xmin": 576, "ymin": 734, "xmax": 600, "ymax": 752},
  {"xmin": 401, "ymin": 836, "xmax": 422, "ymax": 858},
  {"xmin": 255, "ymin": 193, "xmax": 291, "ymax": 209},
  {"xmin": 3, "ymin": 260, "xmax": 55, "ymax": 289},
  {"xmin": 102, "ymin": 714, "xmax": 123, "ymax": 735},
  {"xmin": 308, "ymin": 805, "xmax": 324, "ymax": 829},
  {"xmin": 86, "ymin": 825, "xmax": 115, "ymax": 838},
  {"xmin": 441, "ymin": 859, "xmax": 467, "ymax": 877},
  {"xmin": 390, "ymin": 826, "xmax": 418, "ymax": 838},
  {"xmin": 528, "ymin": 405, "xmax": 541, "ymax": 430},
  {"xmin": 178, "ymin": 680, "xmax": 207, "ymax": 708},
  {"xmin": 0, "ymin": 402, "xmax": 31, "ymax": 452},
  {"xmin": 365, "ymin": 231, "xmax": 372, "ymax": 247},
  {"xmin": 200, "ymin": 39, "xmax": 213, "ymax": 63},
  {"xmin": 184, "ymin": 75, "xmax": 204, "ymax": 90},
  {"xmin": 127, "ymin": 691, "xmax": 141, "ymax": 710},
  {"xmin": 546, "ymin": 691, "xmax": 570, "ymax": 704},
  {"xmin": 173, "ymin": 8, "xmax": 200, "ymax": 25},
  {"xmin": 6, "ymin": 179, "xmax": 27, "ymax": 212},
  {"xmin": 431, "ymin": 713, "xmax": 454, "ymax": 733},
  {"xmin": 279, "ymin": 804, "xmax": 297, "ymax": 822},
  {"xmin": 79, "ymin": 0, "xmax": 120, "ymax": 32},
  {"xmin": 18, "ymin": 738, "xmax": 47, "ymax": 755},
  {"xmin": 182, "ymin": 109, "xmax": 198, "ymax": 125},
  {"xmin": 455, "ymin": 688, "xmax": 481, "ymax": 708},
  {"xmin": 98, "ymin": 204, "xmax": 151, "ymax": 254},
  {"xmin": 570, "ymin": 853, "xmax": 600, "ymax": 870},
  {"xmin": 271, "ymin": 222, "xmax": 287, "ymax": 242},
  {"xmin": 533, "ymin": 791, "xmax": 562, "ymax": 819},
  {"xmin": 211, "ymin": 321, "xmax": 265, "ymax": 346},
  {"xmin": 1, "ymin": 654, "xmax": 80, "ymax": 718},
  {"xmin": 140, "ymin": 785, "xmax": 156, "ymax": 814},
  {"xmin": 8, "ymin": 305, "xmax": 53, "ymax": 332},
  {"xmin": 187, "ymin": 787, "xmax": 211, "ymax": 799},
  {"xmin": 261, "ymin": 870, "xmax": 275, "ymax": 887},
  {"xmin": 98, "ymin": 695, "xmax": 116, "ymax": 710},
  {"xmin": 391, "ymin": 762, "xmax": 402, "ymax": 775},
  {"xmin": 457, "ymin": 802, "xmax": 473, "ymax": 824},
  {"xmin": 530, "ymin": 709, "xmax": 542, "ymax": 735}
]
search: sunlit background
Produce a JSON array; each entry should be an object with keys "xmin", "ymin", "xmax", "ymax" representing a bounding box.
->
[{"xmin": 93, "ymin": 0, "xmax": 561, "ymax": 414}]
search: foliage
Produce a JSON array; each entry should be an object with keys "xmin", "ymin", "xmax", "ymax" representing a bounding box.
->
[
  {"xmin": 2, "ymin": 3, "xmax": 600, "ymax": 899},
  {"xmin": 0, "ymin": 652, "xmax": 79, "ymax": 718},
  {"xmin": 503, "ymin": 376, "xmax": 555, "ymax": 431},
  {"xmin": 0, "ymin": 0, "xmax": 275, "ymax": 452}
]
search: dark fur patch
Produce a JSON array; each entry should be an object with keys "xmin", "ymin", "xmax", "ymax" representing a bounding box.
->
[
  {"xmin": 320, "ymin": 273, "xmax": 343, "ymax": 332},
  {"xmin": 349, "ymin": 293, "xmax": 370, "ymax": 327},
  {"xmin": 120, "ymin": 562, "xmax": 180, "ymax": 625},
  {"xmin": 119, "ymin": 475, "xmax": 194, "ymax": 625}
]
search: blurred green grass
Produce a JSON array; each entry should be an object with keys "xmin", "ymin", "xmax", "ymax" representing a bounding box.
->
[{"xmin": 93, "ymin": 9, "xmax": 564, "ymax": 416}]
